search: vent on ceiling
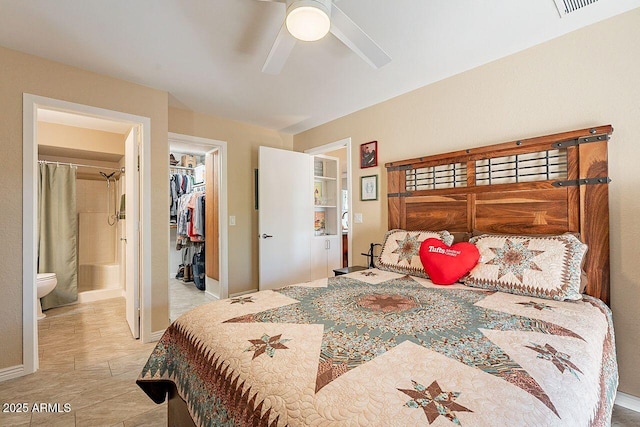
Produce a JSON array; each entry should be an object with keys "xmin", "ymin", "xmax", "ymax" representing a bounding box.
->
[{"xmin": 553, "ymin": 0, "xmax": 600, "ymax": 17}]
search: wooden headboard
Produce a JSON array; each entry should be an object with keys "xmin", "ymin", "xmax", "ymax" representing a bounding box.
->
[{"xmin": 385, "ymin": 125, "xmax": 612, "ymax": 304}]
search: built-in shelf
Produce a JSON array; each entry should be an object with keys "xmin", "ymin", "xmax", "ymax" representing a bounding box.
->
[{"xmin": 311, "ymin": 154, "xmax": 341, "ymax": 278}]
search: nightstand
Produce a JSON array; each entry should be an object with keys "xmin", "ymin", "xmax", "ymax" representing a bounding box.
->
[{"xmin": 333, "ymin": 266, "xmax": 368, "ymax": 276}]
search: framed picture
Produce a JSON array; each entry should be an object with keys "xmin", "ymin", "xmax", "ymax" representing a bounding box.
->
[
  {"xmin": 360, "ymin": 141, "xmax": 378, "ymax": 168},
  {"xmin": 314, "ymin": 211, "xmax": 326, "ymax": 235},
  {"xmin": 314, "ymin": 182, "xmax": 323, "ymax": 205},
  {"xmin": 360, "ymin": 175, "xmax": 378, "ymax": 201}
]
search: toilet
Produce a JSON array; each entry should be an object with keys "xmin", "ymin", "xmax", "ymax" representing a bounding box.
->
[{"xmin": 36, "ymin": 273, "xmax": 57, "ymax": 320}]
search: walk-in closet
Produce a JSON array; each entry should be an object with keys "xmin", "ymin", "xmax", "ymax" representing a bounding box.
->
[{"xmin": 168, "ymin": 141, "xmax": 219, "ymax": 321}]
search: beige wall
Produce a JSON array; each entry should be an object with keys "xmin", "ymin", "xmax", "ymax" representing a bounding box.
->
[
  {"xmin": 324, "ymin": 148, "xmax": 347, "ymax": 175},
  {"xmin": 38, "ymin": 122, "xmax": 125, "ymax": 156},
  {"xmin": 169, "ymin": 108, "xmax": 293, "ymax": 295},
  {"xmin": 0, "ymin": 45, "xmax": 169, "ymax": 369},
  {"xmin": 294, "ymin": 9, "xmax": 640, "ymax": 397}
]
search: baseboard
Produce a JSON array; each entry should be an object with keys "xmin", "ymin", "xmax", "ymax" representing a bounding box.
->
[
  {"xmin": 0, "ymin": 365, "xmax": 25, "ymax": 382},
  {"xmin": 616, "ymin": 391, "xmax": 640, "ymax": 412},
  {"xmin": 229, "ymin": 289, "xmax": 258, "ymax": 298},
  {"xmin": 205, "ymin": 290, "xmax": 220, "ymax": 300},
  {"xmin": 149, "ymin": 329, "xmax": 166, "ymax": 342},
  {"xmin": 77, "ymin": 288, "xmax": 125, "ymax": 303}
]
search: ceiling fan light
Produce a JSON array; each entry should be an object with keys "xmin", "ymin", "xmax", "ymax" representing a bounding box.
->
[{"xmin": 286, "ymin": 1, "xmax": 331, "ymax": 42}]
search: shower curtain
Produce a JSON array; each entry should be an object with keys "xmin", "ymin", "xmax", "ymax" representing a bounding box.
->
[{"xmin": 38, "ymin": 163, "xmax": 78, "ymax": 310}]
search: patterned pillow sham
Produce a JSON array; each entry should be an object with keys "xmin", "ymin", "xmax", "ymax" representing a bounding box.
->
[
  {"xmin": 374, "ymin": 229, "xmax": 454, "ymax": 279},
  {"xmin": 464, "ymin": 233, "xmax": 587, "ymax": 301}
]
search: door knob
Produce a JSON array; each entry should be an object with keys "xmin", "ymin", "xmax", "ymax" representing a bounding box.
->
[{"xmin": 261, "ymin": 234, "xmax": 273, "ymax": 239}]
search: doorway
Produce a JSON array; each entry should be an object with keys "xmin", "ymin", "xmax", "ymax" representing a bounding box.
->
[
  {"xmin": 304, "ymin": 138, "xmax": 353, "ymax": 268},
  {"xmin": 23, "ymin": 94, "xmax": 151, "ymax": 375},
  {"xmin": 167, "ymin": 133, "xmax": 228, "ymax": 322}
]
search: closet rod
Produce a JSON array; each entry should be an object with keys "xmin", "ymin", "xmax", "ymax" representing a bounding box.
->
[
  {"xmin": 170, "ymin": 164, "xmax": 196, "ymax": 171},
  {"xmin": 38, "ymin": 160, "xmax": 124, "ymax": 173}
]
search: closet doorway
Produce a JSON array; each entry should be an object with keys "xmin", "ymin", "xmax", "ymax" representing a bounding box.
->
[{"xmin": 168, "ymin": 133, "xmax": 228, "ymax": 321}]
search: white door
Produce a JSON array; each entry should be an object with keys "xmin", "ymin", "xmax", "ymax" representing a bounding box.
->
[
  {"xmin": 259, "ymin": 147, "xmax": 312, "ymax": 290},
  {"xmin": 125, "ymin": 126, "xmax": 140, "ymax": 338}
]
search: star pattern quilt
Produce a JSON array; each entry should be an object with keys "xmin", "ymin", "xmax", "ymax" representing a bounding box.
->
[{"xmin": 137, "ymin": 269, "xmax": 617, "ymax": 426}]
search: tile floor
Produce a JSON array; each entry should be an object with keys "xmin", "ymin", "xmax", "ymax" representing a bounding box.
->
[
  {"xmin": 0, "ymin": 280, "xmax": 215, "ymax": 427},
  {"xmin": 0, "ymin": 298, "xmax": 165, "ymax": 426},
  {"xmin": 169, "ymin": 277, "xmax": 217, "ymax": 322},
  {"xmin": 1, "ymin": 296, "xmax": 639, "ymax": 426},
  {"xmin": 612, "ymin": 404, "xmax": 640, "ymax": 426}
]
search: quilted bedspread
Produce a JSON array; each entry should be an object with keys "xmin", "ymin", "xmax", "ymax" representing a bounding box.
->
[{"xmin": 137, "ymin": 269, "xmax": 618, "ymax": 426}]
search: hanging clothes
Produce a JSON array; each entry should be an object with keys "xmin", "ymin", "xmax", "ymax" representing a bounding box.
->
[
  {"xmin": 169, "ymin": 172, "xmax": 194, "ymax": 223},
  {"xmin": 170, "ymin": 164, "xmax": 205, "ymax": 288},
  {"xmin": 169, "ymin": 175, "xmax": 179, "ymax": 222},
  {"xmin": 176, "ymin": 193, "xmax": 191, "ymax": 247},
  {"xmin": 194, "ymin": 194, "xmax": 205, "ymax": 237},
  {"xmin": 173, "ymin": 187, "xmax": 205, "ymax": 287},
  {"xmin": 187, "ymin": 192, "xmax": 205, "ymax": 243}
]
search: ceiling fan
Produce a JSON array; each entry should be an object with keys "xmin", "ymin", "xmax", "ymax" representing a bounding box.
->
[{"xmin": 257, "ymin": 0, "xmax": 391, "ymax": 74}]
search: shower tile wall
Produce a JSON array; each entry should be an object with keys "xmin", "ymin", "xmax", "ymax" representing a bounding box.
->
[{"xmin": 77, "ymin": 179, "xmax": 118, "ymax": 292}]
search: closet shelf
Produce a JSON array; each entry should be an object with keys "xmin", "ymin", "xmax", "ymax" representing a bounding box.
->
[{"xmin": 170, "ymin": 165, "xmax": 195, "ymax": 171}]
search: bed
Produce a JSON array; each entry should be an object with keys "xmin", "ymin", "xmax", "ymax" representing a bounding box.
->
[{"xmin": 138, "ymin": 125, "xmax": 617, "ymax": 426}]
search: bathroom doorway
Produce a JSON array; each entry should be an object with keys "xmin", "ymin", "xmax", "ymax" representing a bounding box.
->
[
  {"xmin": 305, "ymin": 138, "xmax": 353, "ymax": 268},
  {"xmin": 23, "ymin": 94, "xmax": 151, "ymax": 374},
  {"xmin": 37, "ymin": 112, "xmax": 129, "ymax": 306}
]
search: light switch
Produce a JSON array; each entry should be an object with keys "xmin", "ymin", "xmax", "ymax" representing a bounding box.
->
[
  {"xmin": 354, "ymin": 213, "xmax": 363, "ymax": 223},
  {"xmin": 229, "ymin": 215, "xmax": 236, "ymax": 226}
]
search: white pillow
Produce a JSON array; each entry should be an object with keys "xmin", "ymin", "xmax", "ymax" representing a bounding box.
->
[
  {"xmin": 464, "ymin": 233, "xmax": 587, "ymax": 301},
  {"xmin": 375, "ymin": 229, "xmax": 453, "ymax": 279}
]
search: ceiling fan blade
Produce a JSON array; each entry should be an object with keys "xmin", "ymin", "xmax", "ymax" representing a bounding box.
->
[
  {"xmin": 329, "ymin": 4, "xmax": 391, "ymax": 69},
  {"xmin": 262, "ymin": 23, "xmax": 297, "ymax": 74}
]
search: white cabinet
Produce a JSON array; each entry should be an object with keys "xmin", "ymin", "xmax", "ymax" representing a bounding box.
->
[
  {"xmin": 311, "ymin": 155, "xmax": 342, "ymax": 280},
  {"xmin": 311, "ymin": 236, "xmax": 341, "ymax": 279}
]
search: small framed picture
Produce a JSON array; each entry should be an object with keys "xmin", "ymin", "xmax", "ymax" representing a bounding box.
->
[
  {"xmin": 314, "ymin": 182, "xmax": 323, "ymax": 205},
  {"xmin": 360, "ymin": 141, "xmax": 377, "ymax": 168},
  {"xmin": 314, "ymin": 211, "xmax": 326, "ymax": 235},
  {"xmin": 360, "ymin": 175, "xmax": 378, "ymax": 201}
]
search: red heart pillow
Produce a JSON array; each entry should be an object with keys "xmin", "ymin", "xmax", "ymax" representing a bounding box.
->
[{"xmin": 419, "ymin": 238, "xmax": 480, "ymax": 285}]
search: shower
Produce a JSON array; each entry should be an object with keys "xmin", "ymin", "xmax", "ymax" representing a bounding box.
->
[{"xmin": 100, "ymin": 171, "xmax": 119, "ymax": 226}]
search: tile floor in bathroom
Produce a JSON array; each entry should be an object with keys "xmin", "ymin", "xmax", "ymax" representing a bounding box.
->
[{"xmin": 1, "ymin": 294, "xmax": 639, "ymax": 426}]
